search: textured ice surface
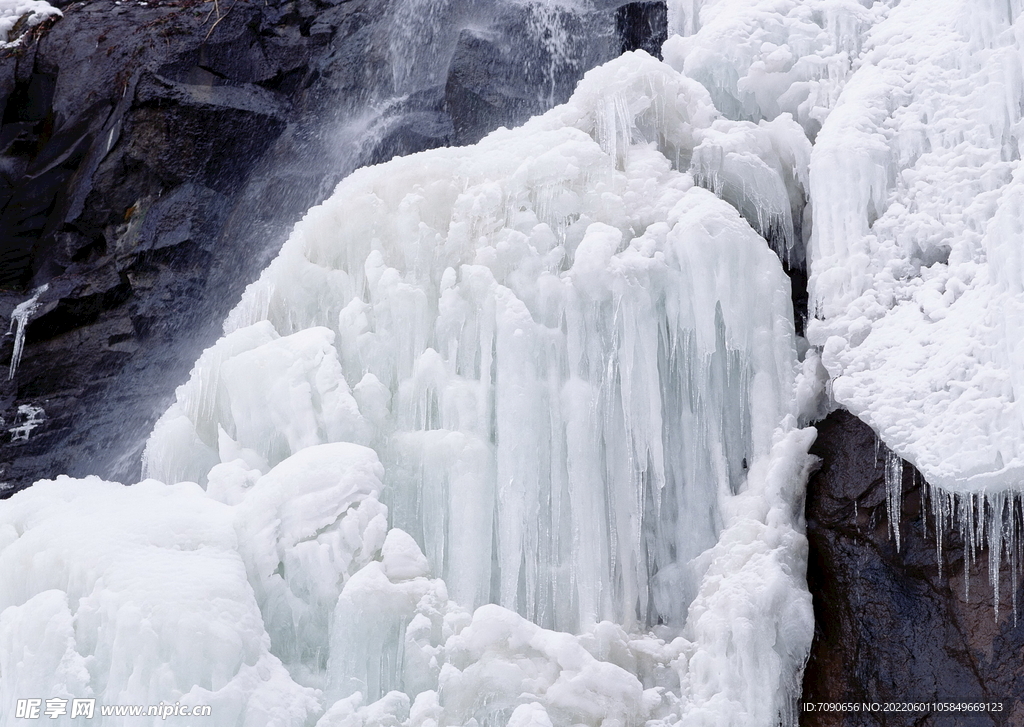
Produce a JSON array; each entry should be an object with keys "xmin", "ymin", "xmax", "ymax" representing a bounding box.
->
[
  {"xmin": 808, "ymin": 0, "xmax": 1024, "ymax": 492},
  {"xmin": 668, "ymin": 0, "xmax": 1024, "ymax": 601},
  {"xmin": 662, "ymin": 0, "xmax": 896, "ymax": 267},
  {"xmin": 801, "ymin": 0, "xmax": 1024, "ymax": 595},
  {"xmin": 664, "ymin": 0, "xmax": 895, "ymax": 137},
  {"xmin": 0, "ymin": 26, "xmax": 820, "ymax": 727},
  {"xmin": 0, "ymin": 476, "xmax": 321, "ymax": 726},
  {"xmin": 153, "ymin": 51, "xmax": 813, "ymax": 724}
]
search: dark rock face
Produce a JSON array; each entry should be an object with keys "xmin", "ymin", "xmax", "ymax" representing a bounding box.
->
[
  {"xmin": 0, "ymin": 0, "xmax": 366, "ymax": 490},
  {"xmin": 801, "ymin": 410, "xmax": 1024, "ymax": 726},
  {"xmin": 0, "ymin": 0, "xmax": 668, "ymax": 493}
]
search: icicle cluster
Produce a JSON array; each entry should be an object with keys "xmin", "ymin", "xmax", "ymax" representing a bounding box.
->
[
  {"xmin": 804, "ymin": 0, "xmax": 1024, "ymax": 603},
  {"xmin": 879, "ymin": 443, "xmax": 1024, "ymax": 620},
  {"xmin": 139, "ymin": 51, "xmax": 816, "ymax": 726},
  {"xmin": 6, "ymin": 284, "xmax": 47, "ymax": 381},
  {"xmin": 0, "ymin": 49, "xmax": 820, "ymax": 727}
]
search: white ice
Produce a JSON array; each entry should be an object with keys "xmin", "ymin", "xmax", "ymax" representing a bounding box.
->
[
  {"xmin": 0, "ymin": 476, "xmax": 321, "ymax": 726},
  {"xmin": 800, "ymin": 0, "xmax": 1024, "ymax": 595},
  {"xmin": 668, "ymin": 0, "xmax": 1024, "ymax": 602},
  {"xmin": 6, "ymin": 0, "xmax": 1024, "ymax": 722},
  {"xmin": 7, "ymin": 284, "xmax": 47, "ymax": 381},
  {"xmin": 0, "ymin": 46, "xmax": 817, "ymax": 727},
  {"xmin": 7, "ymin": 404, "xmax": 44, "ymax": 442}
]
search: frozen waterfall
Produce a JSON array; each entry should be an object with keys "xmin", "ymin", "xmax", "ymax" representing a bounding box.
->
[
  {"xmin": 0, "ymin": 44, "xmax": 818, "ymax": 727},
  {"xmin": 4, "ymin": 0, "xmax": 1024, "ymax": 725},
  {"xmin": 137, "ymin": 50, "xmax": 817, "ymax": 725},
  {"xmin": 802, "ymin": 0, "xmax": 1024, "ymax": 604}
]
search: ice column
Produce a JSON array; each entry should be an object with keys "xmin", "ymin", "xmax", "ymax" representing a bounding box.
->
[
  {"xmin": 6, "ymin": 284, "xmax": 48, "ymax": 381},
  {"xmin": 144, "ymin": 50, "xmax": 815, "ymax": 725}
]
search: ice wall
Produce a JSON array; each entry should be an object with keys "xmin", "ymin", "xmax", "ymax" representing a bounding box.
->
[
  {"xmin": 804, "ymin": 0, "xmax": 1024, "ymax": 597},
  {"xmin": 0, "ymin": 8, "xmax": 826, "ymax": 727},
  {"xmin": 664, "ymin": 0, "xmax": 1024, "ymax": 605},
  {"xmin": 661, "ymin": 0, "xmax": 896, "ymax": 267},
  {"xmin": 123, "ymin": 50, "xmax": 818, "ymax": 726}
]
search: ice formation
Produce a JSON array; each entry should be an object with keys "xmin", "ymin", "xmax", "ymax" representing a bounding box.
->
[
  {"xmin": 803, "ymin": 0, "xmax": 1024, "ymax": 597},
  {"xmin": 7, "ymin": 404, "xmax": 44, "ymax": 443},
  {"xmin": 668, "ymin": 0, "xmax": 1024, "ymax": 602},
  {"xmin": 6, "ymin": 284, "xmax": 47, "ymax": 381},
  {"xmin": 0, "ymin": 476, "xmax": 321, "ymax": 725},
  {"xmin": 140, "ymin": 50, "xmax": 816, "ymax": 725},
  {"xmin": 1, "ymin": 42, "xmax": 818, "ymax": 727},
  {"xmin": 15, "ymin": 0, "xmax": 1024, "ymax": 722}
]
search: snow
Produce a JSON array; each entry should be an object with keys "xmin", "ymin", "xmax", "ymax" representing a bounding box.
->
[
  {"xmin": 802, "ymin": 0, "xmax": 1024, "ymax": 593},
  {"xmin": 0, "ymin": 476, "xmax": 320, "ymax": 726},
  {"xmin": 0, "ymin": 0, "xmax": 59, "ymax": 45}
]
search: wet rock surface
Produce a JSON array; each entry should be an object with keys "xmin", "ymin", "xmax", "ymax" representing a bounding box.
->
[
  {"xmin": 801, "ymin": 410, "xmax": 1024, "ymax": 727},
  {"xmin": 0, "ymin": 0, "xmax": 666, "ymax": 492}
]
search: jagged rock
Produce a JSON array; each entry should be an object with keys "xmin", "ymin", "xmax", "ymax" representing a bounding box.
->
[{"xmin": 801, "ymin": 410, "xmax": 1024, "ymax": 726}]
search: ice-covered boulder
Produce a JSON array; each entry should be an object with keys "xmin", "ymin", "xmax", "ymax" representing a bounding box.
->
[{"xmin": 0, "ymin": 477, "xmax": 320, "ymax": 727}]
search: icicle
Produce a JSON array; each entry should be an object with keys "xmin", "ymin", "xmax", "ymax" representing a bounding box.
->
[
  {"xmin": 883, "ymin": 449, "xmax": 903, "ymax": 552},
  {"xmin": 875, "ymin": 444, "xmax": 1024, "ymax": 619},
  {"xmin": 6, "ymin": 284, "xmax": 48, "ymax": 381},
  {"xmin": 988, "ymin": 492, "xmax": 1002, "ymax": 619}
]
